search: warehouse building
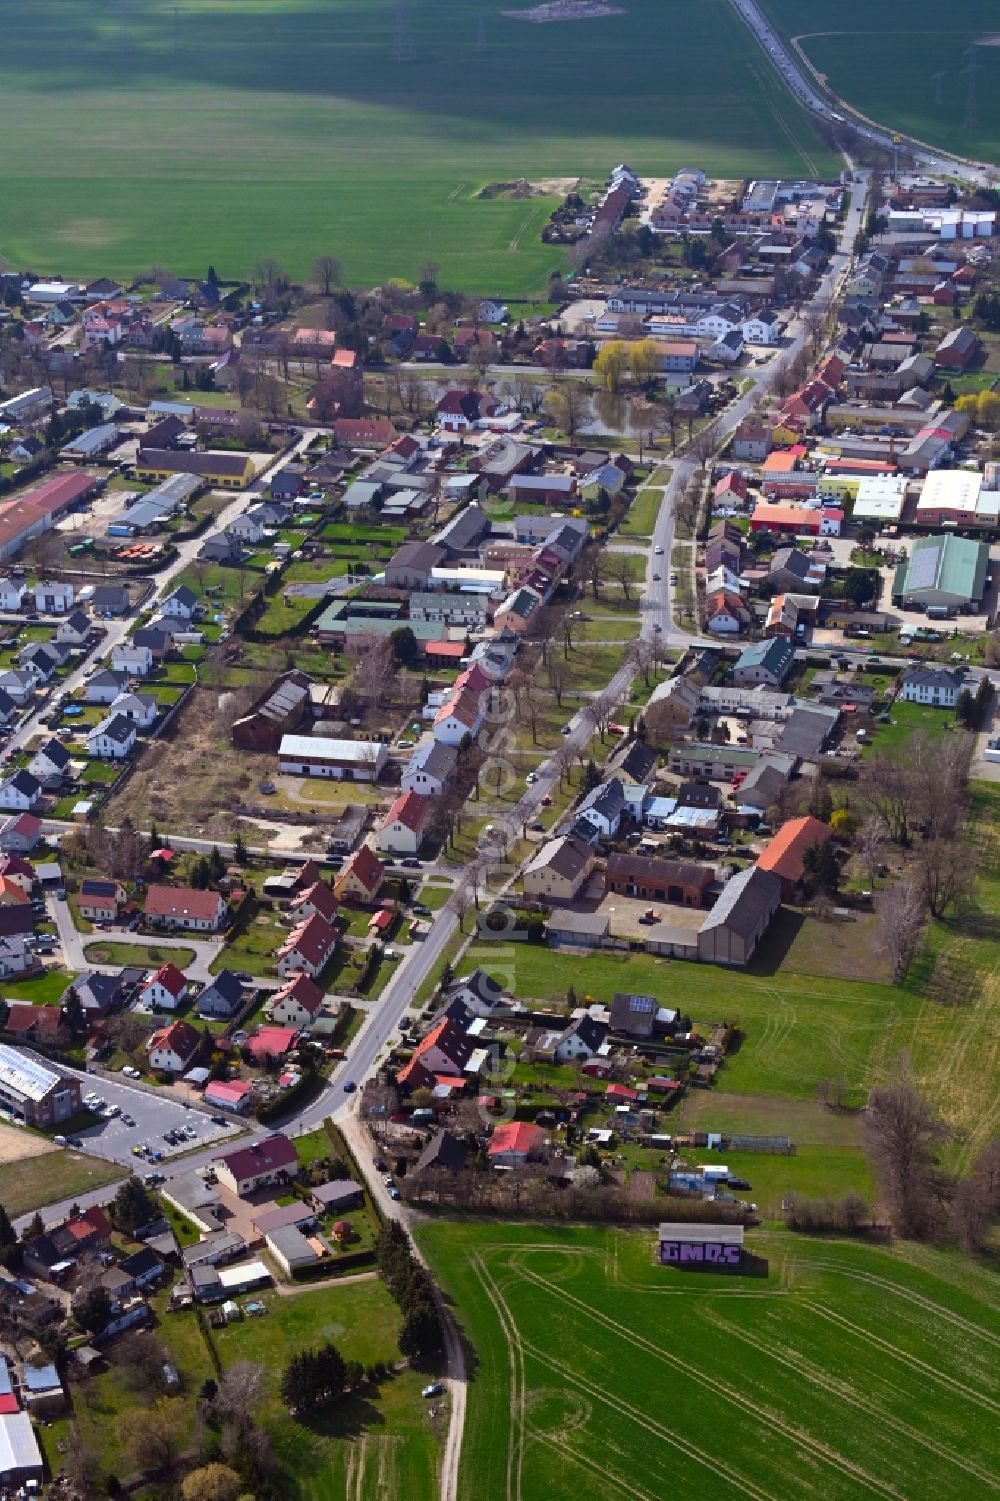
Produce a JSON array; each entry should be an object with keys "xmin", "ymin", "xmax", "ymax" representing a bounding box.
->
[
  {"xmin": 277, "ymin": 734, "xmax": 387, "ymax": 781},
  {"xmin": 0, "ymin": 1044, "xmax": 81, "ymax": 1127},
  {"xmin": 891, "ymin": 533, "xmax": 989, "ymax": 614},
  {"xmin": 0, "ymin": 1411, "xmax": 44, "ymax": 1487}
]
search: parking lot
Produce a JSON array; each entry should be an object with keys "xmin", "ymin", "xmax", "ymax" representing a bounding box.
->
[{"xmin": 64, "ymin": 1069, "xmax": 245, "ymax": 1168}]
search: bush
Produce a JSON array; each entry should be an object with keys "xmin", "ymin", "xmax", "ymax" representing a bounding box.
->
[{"xmin": 783, "ymin": 1193, "xmax": 870, "ymax": 1232}]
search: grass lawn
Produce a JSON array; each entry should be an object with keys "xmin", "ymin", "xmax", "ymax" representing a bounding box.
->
[
  {"xmin": 864, "ymin": 698, "xmax": 952, "ymax": 754},
  {"xmin": 1, "ymin": 1146, "xmax": 124, "ymax": 1218},
  {"xmin": 1, "ymin": 968, "xmax": 75, "ymax": 1004},
  {"xmin": 0, "ymin": 0, "xmax": 835, "ymax": 295},
  {"xmin": 213, "ymin": 1281, "xmax": 441, "ymax": 1500},
  {"xmin": 211, "ymin": 909, "xmax": 288, "ymax": 976},
  {"xmin": 620, "ymin": 483, "xmax": 668, "ymax": 538},
  {"xmin": 418, "ymin": 1219, "xmax": 999, "ymax": 1501},
  {"xmin": 417, "ymin": 882, "xmax": 453, "ymax": 911},
  {"xmin": 82, "ymin": 940, "xmax": 197, "ymax": 969}
]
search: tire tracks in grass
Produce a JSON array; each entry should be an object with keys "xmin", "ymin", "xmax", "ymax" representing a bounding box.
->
[
  {"xmin": 515, "ymin": 1263, "xmax": 908, "ymax": 1501},
  {"xmin": 804, "ymin": 1261, "xmax": 1000, "ymax": 1349},
  {"xmin": 471, "ymin": 1251, "xmax": 526, "ymax": 1501},
  {"xmin": 531, "ymin": 1429, "xmax": 660, "ymax": 1501},
  {"xmin": 806, "ymin": 1303, "xmax": 1000, "ymax": 1415},
  {"xmin": 701, "ymin": 1305, "xmax": 999, "ymax": 1491}
]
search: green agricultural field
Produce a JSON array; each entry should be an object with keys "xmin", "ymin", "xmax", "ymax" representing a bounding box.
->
[
  {"xmin": 418, "ymin": 1220, "xmax": 1000, "ymax": 1501},
  {"xmin": 760, "ymin": 0, "xmax": 1000, "ymax": 165},
  {"xmin": 0, "ymin": 0, "xmax": 836, "ymax": 295}
]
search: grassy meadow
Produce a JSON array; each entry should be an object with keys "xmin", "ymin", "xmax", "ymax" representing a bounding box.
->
[
  {"xmin": 0, "ymin": 0, "xmax": 837, "ymax": 293},
  {"xmin": 760, "ymin": 0, "xmax": 1000, "ymax": 164},
  {"xmin": 419, "ymin": 1220, "xmax": 1000, "ymax": 1501}
]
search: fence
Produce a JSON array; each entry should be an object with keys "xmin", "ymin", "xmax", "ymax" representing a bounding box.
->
[{"xmin": 728, "ymin": 1134, "xmax": 793, "ymax": 1154}]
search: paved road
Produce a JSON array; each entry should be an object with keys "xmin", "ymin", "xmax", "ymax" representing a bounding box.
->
[
  {"xmin": 45, "ymin": 891, "xmax": 224, "ymax": 983},
  {"xmin": 729, "ymin": 0, "xmax": 996, "ymax": 186},
  {"xmin": 5, "ymin": 436, "xmax": 320, "ymax": 762}
]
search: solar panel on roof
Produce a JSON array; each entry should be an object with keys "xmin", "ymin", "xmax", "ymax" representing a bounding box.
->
[
  {"xmin": 629, "ymin": 995, "xmax": 655, "ymax": 1013},
  {"xmin": 907, "ymin": 541, "xmax": 940, "ymax": 591}
]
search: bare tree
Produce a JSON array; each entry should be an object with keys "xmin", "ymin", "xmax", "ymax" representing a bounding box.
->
[
  {"xmin": 250, "ymin": 257, "xmax": 287, "ymax": 290},
  {"xmin": 912, "ymin": 837, "xmax": 973, "ymax": 919},
  {"xmin": 549, "ymin": 741, "xmax": 576, "ymax": 787},
  {"xmin": 547, "ymin": 653, "xmax": 571, "ymax": 707},
  {"xmin": 875, "ymin": 879, "xmax": 926, "ymax": 981},
  {"xmin": 857, "ymin": 815, "xmax": 887, "ymax": 891},
  {"xmin": 129, "ymin": 1398, "xmax": 184, "ymax": 1478},
  {"xmin": 352, "ymin": 635, "xmax": 397, "ymax": 708},
  {"xmin": 865, "ymin": 1070, "xmax": 948, "ymax": 1238},
  {"xmin": 860, "ymin": 748, "xmax": 916, "ymax": 846},
  {"xmin": 674, "ymin": 479, "xmax": 701, "ymax": 538},
  {"xmin": 689, "ymin": 426, "xmax": 716, "ymax": 472},
  {"xmin": 627, "ymin": 635, "xmax": 659, "ymax": 690},
  {"xmin": 951, "ymin": 1137, "xmax": 1000, "ymax": 1253},
  {"xmin": 544, "ymin": 380, "xmax": 589, "ymax": 438},
  {"xmin": 605, "ymin": 550, "xmax": 636, "ymax": 603},
  {"xmin": 509, "ymin": 668, "xmax": 544, "ymax": 746},
  {"xmin": 311, "ymin": 254, "xmax": 343, "ymax": 296}
]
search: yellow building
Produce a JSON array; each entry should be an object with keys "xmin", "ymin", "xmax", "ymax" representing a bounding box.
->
[{"xmin": 133, "ymin": 448, "xmax": 254, "ymax": 489}]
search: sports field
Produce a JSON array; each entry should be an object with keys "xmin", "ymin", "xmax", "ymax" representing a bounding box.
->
[
  {"xmin": 0, "ymin": 0, "xmax": 836, "ymax": 294},
  {"xmin": 419, "ymin": 1220, "xmax": 1000, "ymax": 1501},
  {"xmin": 760, "ymin": 0, "xmax": 1000, "ymax": 165}
]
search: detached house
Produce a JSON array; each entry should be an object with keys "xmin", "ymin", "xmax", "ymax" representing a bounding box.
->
[
  {"xmin": 140, "ymin": 963, "xmax": 188, "ymax": 1012},
  {"xmin": 733, "ymin": 637, "xmax": 795, "ymax": 687},
  {"xmin": 87, "ymin": 714, "xmax": 137, "ymax": 760},
  {"xmin": 289, "ymin": 881, "xmax": 338, "ymax": 926},
  {"xmin": 55, "ymin": 610, "xmax": 91, "ymax": 648},
  {"xmin": 27, "ymin": 739, "xmax": 71, "ymax": 787},
  {"xmin": 145, "ymin": 884, "xmax": 226, "ymax": 932},
  {"xmin": 161, "ymin": 586, "xmax": 198, "ymax": 621},
  {"xmin": 899, "ymin": 665, "xmax": 964, "ymax": 707},
  {"xmin": 147, "ymin": 1019, "xmax": 201, "ymax": 1075},
  {"xmin": 401, "ymin": 740, "xmax": 458, "ymax": 798},
  {"xmin": 377, "ymin": 791, "xmax": 433, "ymax": 856},
  {"xmin": 77, "ymin": 878, "xmax": 124, "ymax": 922},
  {"xmin": 196, "ymin": 970, "xmax": 244, "ymax": 1020},
  {"xmin": 111, "ymin": 643, "xmax": 153, "ymax": 678},
  {"xmin": 0, "ymin": 771, "xmax": 42, "ymax": 812},
  {"xmin": 522, "ymin": 836, "xmax": 595, "ymax": 904}
]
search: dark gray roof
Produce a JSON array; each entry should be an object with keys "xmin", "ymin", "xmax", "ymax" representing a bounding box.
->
[
  {"xmin": 415, "ymin": 1129, "xmax": 469, "ymax": 1174},
  {"xmin": 699, "ymin": 864, "xmax": 781, "ymax": 939}
]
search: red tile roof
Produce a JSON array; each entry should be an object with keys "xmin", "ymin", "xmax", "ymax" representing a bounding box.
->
[
  {"xmin": 757, "ymin": 815, "xmax": 833, "ymax": 884},
  {"xmin": 278, "ymin": 913, "xmax": 337, "ymax": 968},
  {"xmin": 488, "ymin": 1121, "xmax": 545, "ymax": 1157},
  {"xmin": 383, "ymin": 790, "xmax": 432, "ymax": 833},
  {"xmin": 144, "ymin": 884, "xmax": 222, "ymax": 922},
  {"xmin": 272, "ymin": 973, "xmax": 324, "ymax": 1017},
  {"xmin": 148, "ymin": 1019, "xmax": 200, "ymax": 1060},
  {"xmin": 290, "ymin": 880, "xmax": 338, "ymax": 923},
  {"xmin": 341, "ymin": 844, "xmax": 384, "ymax": 894},
  {"xmin": 145, "ymin": 962, "xmax": 187, "ymax": 997},
  {"xmin": 247, "ymin": 1025, "xmax": 298, "ymax": 1059},
  {"xmin": 217, "ymin": 1132, "xmax": 297, "ymax": 1181}
]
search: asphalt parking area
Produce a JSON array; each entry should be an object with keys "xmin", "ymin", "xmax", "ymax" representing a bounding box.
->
[{"xmin": 65, "ymin": 1070, "xmax": 244, "ymax": 1167}]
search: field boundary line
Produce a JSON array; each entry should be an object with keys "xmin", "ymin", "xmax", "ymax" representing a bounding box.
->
[
  {"xmin": 471, "ymin": 1251, "xmax": 525, "ymax": 1501},
  {"xmin": 806, "ymin": 1302, "xmax": 1000, "ymax": 1413},
  {"xmin": 532, "ymin": 1428, "xmax": 659, "ymax": 1501},
  {"xmin": 701, "ymin": 1305, "xmax": 999, "ymax": 1490},
  {"xmin": 803, "ymin": 1260, "xmax": 1000, "ymax": 1347},
  {"xmin": 516, "ymin": 1263, "xmax": 908, "ymax": 1501}
]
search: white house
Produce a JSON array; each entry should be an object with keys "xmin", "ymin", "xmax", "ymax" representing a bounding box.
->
[
  {"xmin": 0, "ymin": 770, "xmax": 41, "ymax": 811},
  {"xmin": 111, "ymin": 644, "xmax": 153, "ymax": 678},
  {"xmin": 140, "ymin": 963, "xmax": 188, "ymax": 1011},
  {"xmin": 147, "ymin": 1020, "xmax": 201, "ymax": 1075},
  {"xmin": 820, "ymin": 506, "xmax": 843, "ymax": 537},
  {"xmin": 83, "ymin": 669, "xmax": 131, "ymax": 704},
  {"xmin": 377, "ymin": 791, "xmax": 432, "ymax": 855},
  {"xmin": 552, "ymin": 1015, "xmax": 607, "ymax": 1064},
  {"xmin": 34, "ymin": 581, "xmax": 74, "ymax": 614},
  {"xmin": 478, "ymin": 300, "xmax": 508, "ymax": 324},
  {"xmin": 741, "ymin": 310, "xmax": 782, "ymax": 344},
  {"xmin": 55, "ymin": 610, "xmax": 91, "ymax": 647},
  {"xmin": 575, "ymin": 778, "xmax": 628, "ymax": 842},
  {"xmin": 87, "ymin": 714, "xmax": 137, "ymax": 759},
  {"xmin": 0, "ymin": 580, "xmax": 26, "ymax": 612},
  {"xmin": 160, "ymin": 586, "xmax": 198, "ymax": 621},
  {"xmin": 432, "ymin": 692, "xmax": 484, "ymax": 747},
  {"xmin": 226, "ymin": 513, "xmax": 266, "ymax": 544},
  {"xmin": 109, "ymin": 691, "xmax": 158, "ymax": 729},
  {"xmin": 268, "ymin": 974, "xmax": 324, "ymax": 1031},
  {"xmin": 899, "ymin": 666, "xmax": 964, "ymax": 708},
  {"xmin": 27, "ymin": 739, "xmax": 71, "ymax": 786},
  {"xmin": 400, "ymin": 740, "xmax": 458, "ymax": 798},
  {"xmin": 0, "ymin": 670, "xmax": 35, "ymax": 706}
]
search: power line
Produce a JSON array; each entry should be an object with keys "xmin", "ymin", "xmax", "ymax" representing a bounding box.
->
[
  {"xmin": 930, "ymin": 71, "xmax": 946, "ymax": 108},
  {"xmin": 477, "ymin": 12, "xmax": 487, "ymax": 51}
]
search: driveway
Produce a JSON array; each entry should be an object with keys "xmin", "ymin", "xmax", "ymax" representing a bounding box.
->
[{"xmin": 46, "ymin": 893, "xmax": 223, "ymax": 984}]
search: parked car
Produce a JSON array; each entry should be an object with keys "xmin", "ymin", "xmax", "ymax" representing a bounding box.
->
[{"xmin": 422, "ymin": 1382, "xmax": 444, "ymax": 1398}]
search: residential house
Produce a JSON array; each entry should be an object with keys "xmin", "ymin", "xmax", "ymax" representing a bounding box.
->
[
  {"xmin": 269, "ymin": 973, "xmax": 325, "ymax": 1030},
  {"xmin": 34, "ymin": 581, "xmax": 74, "ymax": 614},
  {"xmin": 275, "ymin": 913, "xmax": 338, "ymax": 979},
  {"xmin": 289, "ymin": 880, "xmax": 338, "ymax": 926},
  {"xmin": 334, "ymin": 845, "xmax": 385, "ymax": 904},
  {"xmin": 522, "ymin": 836, "xmax": 595, "ymax": 904},
  {"xmin": 0, "ymin": 771, "xmax": 42, "ymax": 812},
  {"xmin": 55, "ymin": 610, "xmax": 91, "ymax": 647},
  {"xmin": 214, "ymin": 1135, "xmax": 298, "ymax": 1197},
  {"xmin": 0, "ymin": 580, "xmax": 26, "ymax": 612},
  {"xmin": 161, "ymin": 586, "xmax": 198, "ymax": 621},
  {"xmin": 934, "ymin": 326, "xmax": 980, "ymax": 371},
  {"xmin": 87, "ymin": 714, "xmax": 136, "ymax": 760},
  {"xmin": 899, "ymin": 665, "xmax": 964, "ymax": 707},
  {"xmin": 732, "ymin": 638, "xmax": 795, "ymax": 687},
  {"xmin": 397, "ymin": 1018, "xmax": 474, "ymax": 1091},
  {"xmin": 488, "ymin": 1121, "xmax": 546, "ymax": 1167},
  {"xmin": 552, "ymin": 1014, "xmax": 607, "ymax": 1064},
  {"xmin": 440, "ymin": 969, "xmax": 506, "ymax": 1018},
  {"xmin": 644, "ymin": 674, "xmax": 701, "ymax": 735},
  {"xmin": 704, "ymin": 589, "xmax": 753, "ymax": 636},
  {"xmin": 144, "ymin": 885, "xmax": 226, "ymax": 931},
  {"xmin": 203, "ymin": 1079, "xmax": 252, "ymax": 1113},
  {"xmin": 377, "ymin": 791, "xmax": 433, "ymax": 856},
  {"xmin": 76, "ymin": 878, "xmax": 124, "ymax": 923},
  {"xmin": 575, "ymin": 778, "xmax": 629, "ymax": 843},
  {"xmin": 0, "ymin": 854, "xmax": 34, "ymax": 895},
  {"xmin": 111, "ymin": 643, "xmax": 153, "ymax": 678},
  {"xmin": 84, "ymin": 669, "xmax": 131, "ymax": 704},
  {"xmin": 147, "ymin": 1019, "xmax": 201, "ymax": 1074},
  {"xmin": 140, "ymin": 963, "xmax": 188, "ymax": 1011},
  {"xmin": 109, "ymin": 691, "xmax": 157, "ymax": 730},
  {"xmin": 765, "ymin": 547, "xmax": 825, "ymax": 594},
  {"xmin": 730, "ymin": 423, "xmax": 771, "ymax": 463},
  {"xmin": 400, "ymin": 740, "xmax": 458, "ymax": 798},
  {"xmin": 27, "ymin": 739, "xmax": 71, "ymax": 787},
  {"xmin": 0, "ymin": 813, "xmax": 42, "ymax": 854},
  {"xmin": 196, "ymin": 970, "xmax": 244, "ymax": 1020}
]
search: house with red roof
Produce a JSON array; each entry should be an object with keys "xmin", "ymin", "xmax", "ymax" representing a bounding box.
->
[
  {"xmin": 140, "ymin": 963, "xmax": 188, "ymax": 1012},
  {"xmin": 432, "ymin": 688, "xmax": 485, "ymax": 748},
  {"xmin": 606, "ymin": 1082, "xmax": 638, "ymax": 1102},
  {"xmin": 779, "ymin": 379, "xmax": 833, "ymax": 431},
  {"xmin": 435, "ymin": 390, "xmax": 503, "ymax": 432},
  {"xmin": 148, "ymin": 1019, "xmax": 201, "ymax": 1074},
  {"xmin": 214, "ymin": 1133, "xmax": 297, "ymax": 1196},
  {"xmin": 246, "ymin": 1024, "xmax": 299, "ymax": 1062},
  {"xmin": 757, "ymin": 815, "xmax": 833, "ymax": 899},
  {"xmin": 2, "ymin": 1001, "xmax": 62, "ymax": 1041},
  {"xmin": 276, "ymin": 913, "xmax": 337, "ymax": 979},
  {"xmin": 0, "ymin": 854, "xmax": 34, "ymax": 894},
  {"xmin": 144, "ymin": 884, "xmax": 226, "ymax": 932},
  {"xmin": 0, "ymin": 812, "xmax": 43, "ymax": 853},
  {"xmin": 289, "ymin": 881, "xmax": 338, "ymax": 925},
  {"xmin": 377, "ymin": 791, "xmax": 433, "ymax": 856},
  {"xmin": 397, "ymin": 1019, "xmax": 474, "ymax": 1091},
  {"xmin": 488, "ymin": 1121, "xmax": 546, "ymax": 1167},
  {"xmin": 334, "ymin": 844, "xmax": 385, "ymax": 905},
  {"xmin": 268, "ymin": 973, "xmax": 325, "ymax": 1030},
  {"xmin": 704, "ymin": 589, "xmax": 753, "ymax": 636},
  {"xmin": 204, "ymin": 1078, "xmax": 252, "ymax": 1114}
]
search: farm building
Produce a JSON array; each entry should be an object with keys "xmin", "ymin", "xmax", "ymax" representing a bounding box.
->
[{"xmin": 277, "ymin": 734, "xmax": 387, "ymax": 781}]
